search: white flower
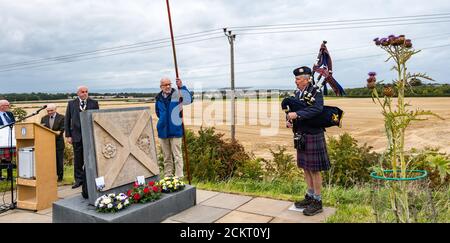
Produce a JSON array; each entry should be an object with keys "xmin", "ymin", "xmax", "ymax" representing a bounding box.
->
[
  {"xmin": 124, "ymin": 199, "xmax": 130, "ymax": 206},
  {"xmin": 117, "ymin": 203, "xmax": 123, "ymax": 210},
  {"xmin": 107, "ymin": 203, "xmax": 113, "ymax": 209},
  {"xmin": 103, "ymin": 198, "xmax": 112, "ymax": 205},
  {"xmin": 108, "ymin": 193, "xmax": 115, "ymax": 198},
  {"xmin": 99, "ymin": 203, "xmax": 105, "ymax": 208}
]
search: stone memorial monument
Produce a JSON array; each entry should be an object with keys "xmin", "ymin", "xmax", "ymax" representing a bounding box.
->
[
  {"xmin": 83, "ymin": 107, "xmax": 159, "ymax": 205},
  {"xmin": 53, "ymin": 107, "xmax": 196, "ymax": 223}
]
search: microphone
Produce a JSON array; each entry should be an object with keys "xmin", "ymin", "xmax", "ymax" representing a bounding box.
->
[{"xmin": 32, "ymin": 105, "xmax": 48, "ymax": 115}]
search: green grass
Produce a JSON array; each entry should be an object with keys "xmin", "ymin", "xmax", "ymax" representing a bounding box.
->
[
  {"xmin": 0, "ymin": 164, "xmax": 75, "ymax": 193},
  {"xmin": 192, "ymin": 178, "xmax": 449, "ymax": 223}
]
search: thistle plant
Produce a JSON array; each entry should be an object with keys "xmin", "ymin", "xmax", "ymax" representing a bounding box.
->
[{"xmin": 368, "ymin": 35, "xmax": 444, "ymax": 222}]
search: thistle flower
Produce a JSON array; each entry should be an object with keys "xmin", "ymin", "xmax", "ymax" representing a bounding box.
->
[
  {"xmin": 381, "ymin": 38, "xmax": 390, "ymax": 46},
  {"xmin": 368, "ymin": 72, "xmax": 377, "ymax": 77},
  {"xmin": 383, "ymin": 84, "xmax": 394, "ymax": 97},
  {"xmin": 404, "ymin": 39, "xmax": 413, "ymax": 48}
]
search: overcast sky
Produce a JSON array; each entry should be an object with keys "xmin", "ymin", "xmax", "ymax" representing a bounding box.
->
[{"xmin": 0, "ymin": 0, "xmax": 449, "ymax": 93}]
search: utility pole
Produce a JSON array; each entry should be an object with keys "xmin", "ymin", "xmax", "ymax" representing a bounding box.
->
[{"xmin": 224, "ymin": 28, "xmax": 236, "ymax": 142}]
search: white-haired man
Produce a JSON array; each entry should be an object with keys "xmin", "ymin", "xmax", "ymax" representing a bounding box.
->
[
  {"xmin": 155, "ymin": 78, "xmax": 193, "ymax": 178},
  {"xmin": 65, "ymin": 86, "xmax": 99, "ymax": 198},
  {"xmin": 41, "ymin": 104, "xmax": 65, "ymax": 182},
  {"xmin": 0, "ymin": 99, "xmax": 15, "ymax": 181}
]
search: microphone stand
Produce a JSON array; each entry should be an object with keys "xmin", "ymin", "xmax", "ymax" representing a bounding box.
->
[{"xmin": 0, "ymin": 107, "xmax": 45, "ymax": 213}]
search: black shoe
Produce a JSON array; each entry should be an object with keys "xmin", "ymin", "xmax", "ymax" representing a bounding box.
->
[
  {"xmin": 303, "ymin": 199, "xmax": 323, "ymax": 216},
  {"xmin": 295, "ymin": 194, "xmax": 314, "ymax": 209},
  {"xmin": 72, "ymin": 182, "xmax": 82, "ymax": 189}
]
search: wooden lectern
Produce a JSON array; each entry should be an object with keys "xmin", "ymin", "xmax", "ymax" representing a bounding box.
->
[{"xmin": 14, "ymin": 122, "xmax": 59, "ymax": 211}]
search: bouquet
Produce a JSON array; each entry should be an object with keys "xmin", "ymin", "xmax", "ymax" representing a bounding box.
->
[
  {"xmin": 95, "ymin": 193, "xmax": 130, "ymax": 213},
  {"xmin": 158, "ymin": 177, "xmax": 185, "ymax": 193},
  {"xmin": 127, "ymin": 181, "xmax": 162, "ymax": 204}
]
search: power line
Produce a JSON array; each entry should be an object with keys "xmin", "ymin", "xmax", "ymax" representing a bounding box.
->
[
  {"xmin": 183, "ymin": 32, "xmax": 450, "ymax": 71},
  {"xmin": 0, "ymin": 35, "xmax": 224, "ymax": 73},
  {"xmin": 2, "ymin": 13, "xmax": 449, "ymax": 73},
  {"xmin": 0, "ymin": 29, "xmax": 223, "ymax": 69},
  {"xmin": 235, "ymin": 19, "xmax": 450, "ymax": 36},
  {"xmin": 184, "ymin": 42, "xmax": 450, "ymax": 81},
  {"xmin": 229, "ymin": 12, "xmax": 450, "ymax": 30}
]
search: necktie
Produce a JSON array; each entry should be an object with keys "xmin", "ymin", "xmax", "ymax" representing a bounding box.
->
[
  {"xmin": 80, "ymin": 100, "xmax": 86, "ymax": 111},
  {"xmin": 3, "ymin": 113, "xmax": 11, "ymax": 124},
  {"xmin": 49, "ymin": 116, "xmax": 55, "ymax": 129}
]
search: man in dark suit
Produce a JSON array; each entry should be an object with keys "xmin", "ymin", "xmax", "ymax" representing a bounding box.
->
[
  {"xmin": 0, "ymin": 100, "xmax": 15, "ymax": 181},
  {"xmin": 65, "ymin": 86, "xmax": 99, "ymax": 199},
  {"xmin": 41, "ymin": 104, "xmax": 65, "ymax": 182}
]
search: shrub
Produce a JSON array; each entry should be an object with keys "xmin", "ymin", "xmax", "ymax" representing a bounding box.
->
[
  {"xmin": 325, "ymin": 133, "xmax": 380, "ymax": 187},
  {"xmin": 235, "ymin": 156, "xmax": 264, "ymax": 181},
  {"xmin": 10, "ymin": 105, "xmax": 27, "ymax": 121},
  {"xmin": 63, "ymin": 142, "xmax": 74, "ymax": 166},
  {"xmin": 185, "ymin": 127, "xmax": 251, "ymax": 182},
  {"xmin": 406, "ymin": 147, "xmax": 450, "ymax": 189},
  {"xmin": 261, "ymin": 146, "xmax": 301, "ymax": 182}
]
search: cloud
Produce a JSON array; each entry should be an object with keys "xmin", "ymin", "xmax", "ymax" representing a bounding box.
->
[{"xmin": 0, "ymin": 0, "xmax": 449, "ymax": 93}]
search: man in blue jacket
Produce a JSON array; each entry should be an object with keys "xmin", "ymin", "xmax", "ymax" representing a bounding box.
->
[{"xmin": 155, "ymin": 77, "xmax": 193, "ymax": 179}]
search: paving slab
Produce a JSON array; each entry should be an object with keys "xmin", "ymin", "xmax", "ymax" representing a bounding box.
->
[
  {"xmin": 196, "ymin": 190, "xmax": 220, "ymax": 204},
  {"xmin": 215, "ymin": 211, "xmax": 273, "ymax": 223},
  {"xmin": 237, "ymin": 197, "xmax": 292, "ymax": 217},
  {"xmin": 201, "ymin": 193, "xmax": 252, "ymax": 210},
  {"xmin": 0, "ymin": 211, "xmax": 51, "ymax": 223},
  {"xmin": 272, "ymin": 207, "xmax": 336, "ymax": 223},
  {"xmin": 170, "ymin": 205, "xmax": 230, "ymax": 223}
]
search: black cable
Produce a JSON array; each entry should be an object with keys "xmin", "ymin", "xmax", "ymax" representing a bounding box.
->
[
  {"xmin": 236, "ymin": 20, "xmax": 450, "ymax": 36},
  {"xmin": 229, "ymin": 13, "xmax": 450, "ymax": 30},
  {"xmin": 0, "ymin": 29, "xmax": 224, "ymax": 69},
  {"xmin": 0, "ymin": 35, "xmax": 224, "ymax": 73}
]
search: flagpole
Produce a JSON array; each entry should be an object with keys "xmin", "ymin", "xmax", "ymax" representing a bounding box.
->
[{"xmin": 165, "ymin": 0, "xmax": 192, "ymax": 185}]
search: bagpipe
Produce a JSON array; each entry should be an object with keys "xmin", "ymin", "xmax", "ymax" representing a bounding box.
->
[
  {"xmin": 282, "ymin": 41, "xmax": 345, "ymax": 128},
  {"xmin": 281, "ymin": 96, "xmax": 344, "ymax": 128}
]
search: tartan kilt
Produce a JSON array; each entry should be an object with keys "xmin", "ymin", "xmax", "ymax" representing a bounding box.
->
[
  {"xmin": 296, "ymin": 132, "xmax": 330, "ymax": 172},
  {"xmin": 0, "ymin": 148, "xmax": 16, "ymax": 161}
]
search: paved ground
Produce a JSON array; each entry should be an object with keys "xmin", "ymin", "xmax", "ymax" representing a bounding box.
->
[{"xmin": 0, "ymin": 186, "xmax": 335, "ymax": 223}]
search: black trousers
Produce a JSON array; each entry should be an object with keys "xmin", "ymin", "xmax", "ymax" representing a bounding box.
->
[
  {"xmin": 73, "ymin": 141, "xmax": 88, "ymax": 198},
  {"xmin": 73, "ymin": 142, "xmax": 84, "ymax": 184},
  {"xmin": 56, "ymin": 148, "xmax": 64, "ymax": 180}
]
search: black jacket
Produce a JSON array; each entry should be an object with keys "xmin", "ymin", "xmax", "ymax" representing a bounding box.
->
[
  {"xmin": 0, "ymin": 111, "xmax": 15, "ymax": 126},
  {"xmin": 41, "ymin": 113, "xmax": 65, "ymax": 150},
  {"xmin": 293, "ymin": 85, "xmax": 325, "ymax": 134},
  {"xmin": 65, "ymin": 98, "xmax": 99, "ymax": 143}
]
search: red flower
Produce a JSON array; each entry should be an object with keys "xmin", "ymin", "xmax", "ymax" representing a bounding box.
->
[
  {"xmin": 133, "ymin": 193, "xmax": 141, "ymax": 201},
  {"xmin": 149, "ymin": 181, "xmax": 155, "ymax": 186},
  {"xmin": 144, "ymin": 187, "xmax": 150, "ymax": 194},
  {"xmin": 133, "ymin": 182, "xmax": 139, "ymax": 188},
  {"xmin": 152, "ymin": 186, "xmax": 159, "ymax": 193},
  {"xmin": 127, "ymin": 189, "xmax": 132, "ymax": 197}
]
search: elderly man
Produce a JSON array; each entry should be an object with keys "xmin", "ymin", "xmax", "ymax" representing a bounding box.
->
[
  {"xmin": 0, "ymin": 100, "xmax": 15, "ymax": 181},
  {"xmin": 155, "ymin": 78, "xmax": 193, "ymax": 179},
  {"xmin": 65, "ymin": 86, "xmax": 99, "ymax": 198},
  {"xmin": 0, "ymin": 100, "xmax": 14, "ymax": 127},
  {"xmin": 41, "ymin": 104, "xmax": 65, "ymax": 182},
  {"xmin": 286, "ymin": 66, "xmax": 331, "ymax": 216}
]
